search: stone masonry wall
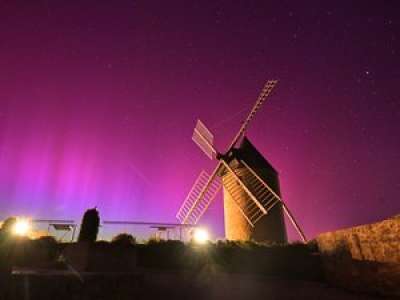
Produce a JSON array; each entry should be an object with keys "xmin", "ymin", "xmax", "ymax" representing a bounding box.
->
[{"xmin": 316, "ymin": 214, "xmax": 400, "ymax": 296}]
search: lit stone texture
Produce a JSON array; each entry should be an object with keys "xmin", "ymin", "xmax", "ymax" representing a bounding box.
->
[{"xmin": 317, "ymin": 215, "xmax": 400, "ymax": 297}]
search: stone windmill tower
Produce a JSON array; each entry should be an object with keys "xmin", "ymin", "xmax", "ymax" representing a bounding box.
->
[{"xmin": 176, "ymin": 80, "xmax": 306, "ymax": 243}]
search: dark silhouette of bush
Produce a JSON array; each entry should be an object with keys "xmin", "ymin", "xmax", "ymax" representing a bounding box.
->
[
  {"xmin": 0, "ymin": 228, "xmax": 324, "ymax": 281},
  {"xmin": 0, "ymin": 217, "xmax": 17, "ymax": 263},
  {"xmin": 134, "ymin": 239, "xmax": 324, "ymax": 281},
  {"xmin": 111, "ymin": 233, "xmax": 136, "ymax": 247},
  {"xmin": 306, "ymin": 239, "xmax": 320, "ymax": 252},
  {"xmin": 138, "ymin": 239, "xmax": 187, "ymax": 269},
  {"xmin": 78, "ymin": 208, "xmax": 100, "ymax": 243},
  {"xmin": 0, "ymin": 217, "xmax": 17, "ymax": 241},
  {"xmin": 34, "ymin": 236, "xmax": 59, "ymax": 261},
  {"xmin": 0, "ymin": 236, "xmax": 63, "ymax": 270}
]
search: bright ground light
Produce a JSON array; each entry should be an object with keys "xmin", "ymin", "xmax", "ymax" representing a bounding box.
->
[
  {"xmin": 13, "ymin": 218, "xmax": 31, "ymax": 236},
  {"xmin": 193, "ymin": 228, "xmax": 210, "ymax": 244}
]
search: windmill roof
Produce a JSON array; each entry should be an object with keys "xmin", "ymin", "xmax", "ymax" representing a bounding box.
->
[{"xmin": 235, "ymin": 137, "xmax": 278, "ymax": 175}]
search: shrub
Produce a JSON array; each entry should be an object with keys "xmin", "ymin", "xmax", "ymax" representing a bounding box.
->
[
  {"xmin": 34, "ymin": 236, "xmax": 59, "ymax": 260},
  {"xmin": 111, "ymin": 233, "xmax": 136, "ymax": 247},
  {"xmin": 78, "ymin": 208, "xmax": 100, "ymax": 243},
  {"xmin": 306, "ymin": 239, "xmax": 320, "ymax": 252},
  {"xmin": 138, "ymin": 240, "xmax": 187, "ymax": 269},
  {"xmin": 0, "ymin": 217, "xmax": 17, "ymax": 241}
]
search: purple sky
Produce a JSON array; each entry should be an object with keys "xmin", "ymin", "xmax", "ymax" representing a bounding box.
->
[{"xmin": 0, "ymin": 1, "xmax": 399, "ymax": 240}]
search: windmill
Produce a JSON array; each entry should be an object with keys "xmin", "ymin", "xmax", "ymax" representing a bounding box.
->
[{"xmin": 176, "ymin": 80, "xmax": 307, "ymax": 243}]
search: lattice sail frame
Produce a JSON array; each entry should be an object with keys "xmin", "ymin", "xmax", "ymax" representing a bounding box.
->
[
  {"xmin": 228, "ymin": 80, "xmax": 278, "ymax": 150},
  {"xmin": 192, "ymin": 119, "xmax": 217, "ymax": 160},
  {"xmin": 176, "ymin": 164, "xmax": 222, "ymax": 225},
  {"xmin": 224, "ymin": 160, "xmax": 306, "ymax": 242},
  {"xmin": 221, "ymin": 160, "xmax": 275, "ymax": 227}
]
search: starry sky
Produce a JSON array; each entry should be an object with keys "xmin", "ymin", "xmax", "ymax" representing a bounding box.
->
[{"xmin": 0, "ymin": 1, "xmax": 399, "ymax": 240}]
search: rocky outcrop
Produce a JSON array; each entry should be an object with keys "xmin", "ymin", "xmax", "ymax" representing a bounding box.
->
[{"xmin": 317, "ymin": 215, "xmax": 400, "ymax": 296}]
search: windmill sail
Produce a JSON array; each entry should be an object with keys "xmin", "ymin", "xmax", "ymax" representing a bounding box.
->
[
  {"xmin": 192, "ymin": 119, "xmax": 217, "ymax": 160},
  {"xmin": 176, "ymin": 165, "xmax": 222, "ymax": 225},
  {"xmin": 228, "ymin": 80, "xmax": 278, "ymax": 150},
  {"xmin": 222, "ymin": 158, "xmax": 306, "ymax": 242},
  {"xmin": 221, "ymin": 160, "xmax": 280, "ymax": 227}
]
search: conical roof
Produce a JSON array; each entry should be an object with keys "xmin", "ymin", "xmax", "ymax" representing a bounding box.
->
[{"xmin": 236, "ymin": 137, "xmax": 278, "ymax": 175}]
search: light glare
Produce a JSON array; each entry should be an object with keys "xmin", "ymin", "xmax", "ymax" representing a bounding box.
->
[
  {"xmin": 13, "ymin": 218, "xmax": 31, "ymax": 236},
  {"xmin": 193, "ymin": 228, "xmax": 209, "ymax": 244}
]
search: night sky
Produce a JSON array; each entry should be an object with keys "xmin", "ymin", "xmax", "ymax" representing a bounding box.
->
[{"xmin": 0, "ymin": 1, "xmax": 399, "ymax": 240}]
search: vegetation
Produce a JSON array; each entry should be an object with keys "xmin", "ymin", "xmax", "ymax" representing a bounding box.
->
[
  {"xmin": 0, "ymin": 210, "xmax": 325, "ymax": 300},
  {"xmin": 0, "ymin": 233, "xmax": 323, "ymax": 281},
  {"xmin": 77, "ymin": 208, "xmax": 100, "ymax": 243},
  {"xmin": 111, "ymin": 233, "xmax": 137, "ymax": 246},
  {"xmin": 135, "ymin": 239, "xmax": 324, "ymax": 280},
  {"xmin": 0, "ymin": 217, "xmax": 17, "ymax": 242},
  {"xmin": 0, "ymin": 210, "xmax": 322, "ymax": 281}
]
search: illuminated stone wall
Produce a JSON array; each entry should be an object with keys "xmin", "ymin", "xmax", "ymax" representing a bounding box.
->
[{"xmin": 317, "ymin": 215, "xmax": 400, "ymax": 296}]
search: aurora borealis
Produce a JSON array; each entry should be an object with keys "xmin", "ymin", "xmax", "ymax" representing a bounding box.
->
[{"xmin": 0, "ymin": 1, "xmax": 399, "ymax": 239}]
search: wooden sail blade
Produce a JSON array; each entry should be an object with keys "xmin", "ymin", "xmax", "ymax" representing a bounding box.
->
[{"xmin": 176, "ymin": 163, "xmax": 222, "ymax": 225}]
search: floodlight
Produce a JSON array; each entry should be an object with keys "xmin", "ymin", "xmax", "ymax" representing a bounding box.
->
[
  {"xmin": 13, "ymin": 218, "xmax": 31, "ymax": 236},
  {"xmin": 193, "ymin": 228, "xmax": 209, "ymax": 244}
]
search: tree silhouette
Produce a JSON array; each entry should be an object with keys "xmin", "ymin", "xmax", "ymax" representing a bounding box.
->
[{"xmin": 78, "ymin": 208, "xmax": 100, "ymax": 242}]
